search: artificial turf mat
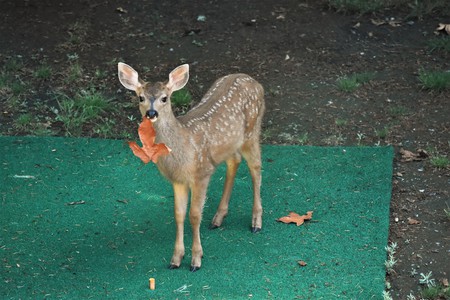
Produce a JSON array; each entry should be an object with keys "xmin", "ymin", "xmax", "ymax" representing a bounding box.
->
[{"xmin": 0, "ymin": 136, "xmax": 394, "ymax": 299}]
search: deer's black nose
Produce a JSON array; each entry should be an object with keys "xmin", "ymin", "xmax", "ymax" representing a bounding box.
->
[{"xmin": 146, "ymin": 110, "xmax": 158, "ymax": 120}]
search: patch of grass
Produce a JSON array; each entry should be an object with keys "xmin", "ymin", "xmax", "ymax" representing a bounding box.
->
[
  {"xmin": 94, "ymin": 118, "xmax": 116, "ymax": 138},
  {"xmin": 5, "ymin": 57, "xmax": 23, "ymax": 72},
  {"xmin": 335, "ymin": 118, "xmax": 348, "ymax": 127},
  {"xmin": 14, "ymin": 113, "xmax": 34, "ymax": 130},
  {"xmin": 297, "ymin": 132, "xmax": 309, "ymax": 145},
  {"xmin": 407, "ymin": 0, "xmax": 450, "ymax": 18},
  {"xmin": 419, "ymin": 69, "xmax": 450, "ymax": 91},
  {"xmin": 444, "ymin": 208, "xmax": 450, "ymax": 221},
  {"xmin": 337, "ymin": 72, "xmax": 375, "ymax": 92},
  {"xmin": 427, "ymin": 36, "xmax": 450, "ymax": 53},
  {"xmin": 430, "ymin": 155, "xmax": 449, "ymax": 168},
  {"xmin": 375, "ymin": 126, "xmax": 390, "ymax": 139},
  {"xmin": 171, "ymin": 88, "xmax": 193, "ymax": 113},
  {"xmin": 67, "ymin": 20, "xmax": 89, "ymax": 45},
  {"xmin": 11, "ymin": 81, "xmax": 26, "ymax": 96},
  {"xmin": 66, "ymin": 62, "xmax": 83, "ymax": 83},
  {"xmin": 389, "ymin": 105, "xmax": 409, "ymax": 117},
  {"xmin": 34, "ymin": 64, "xmax": 52, "ymax": 80},
  {"xmin": 55, "ymin": 89, "xmax": 112, "ymax": 136},
  {"xmin": 421, "ymin": 284, "xmax": 450, "ymax": 299},
  {"xmin": 328, "ymin": 0, "xmax": 450, "ymax": 16},
  {"xmin": 328, "ymin": 0, "xmax": 384, "ymax": 14},
  {"xmin": 75, "ymin": 89, "xmax": 111, "ymax": 120}
]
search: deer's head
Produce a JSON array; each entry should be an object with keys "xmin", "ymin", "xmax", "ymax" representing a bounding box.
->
[{"xmin": 118, "ymin": 63, "xmax": 189, "ymax": 122}]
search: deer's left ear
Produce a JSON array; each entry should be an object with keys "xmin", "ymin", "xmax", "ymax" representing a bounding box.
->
[{"xmin": 167, "ymin": 64, "xmax": 189, "ymax": 92}]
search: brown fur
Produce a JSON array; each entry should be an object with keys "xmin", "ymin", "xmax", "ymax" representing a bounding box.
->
[{"xmin": 118, "ymin": 63, "xmax": 265, "ymax": 271}]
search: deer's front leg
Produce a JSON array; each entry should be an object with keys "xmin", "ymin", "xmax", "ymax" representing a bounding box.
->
[
  {"xmin": 189, "ymin": 177, "xmax": 210, "ymax": 272},
  {"xmin": 170, "ymin": 182, "xmax": 189, "ymax": 269}
]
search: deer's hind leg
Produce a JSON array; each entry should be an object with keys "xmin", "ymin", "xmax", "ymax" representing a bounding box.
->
[
  {"xmin": 241, "ymin": 139, "xmax": 262, "ymax": 233},
  {"xmin": 210, "ymin": 153, "xmax": 242, "ymax": 229}
]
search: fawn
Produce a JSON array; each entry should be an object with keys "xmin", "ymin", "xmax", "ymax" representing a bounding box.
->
[{"xmin": 118, "ymin": 63, "xmax": 265, "ymax": 271}]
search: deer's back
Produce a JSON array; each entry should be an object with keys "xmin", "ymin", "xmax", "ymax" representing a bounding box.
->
[{"xmin": 178, "ymin": 73, "xmax": 265, "ymax": 165}]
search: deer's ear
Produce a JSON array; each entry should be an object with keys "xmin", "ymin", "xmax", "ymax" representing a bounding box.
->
[
  {"xmin": 168, "ymin": 64, "xmax": 189, "ymax": 92},
  {"xmin": 118, "ymin": 63, "xmax": 142, "ymax": 91}
]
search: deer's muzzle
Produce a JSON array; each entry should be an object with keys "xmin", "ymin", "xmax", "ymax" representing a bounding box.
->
[{"xmin": 146, "ymin": 109, "xmax": 159, "ymax": 121}]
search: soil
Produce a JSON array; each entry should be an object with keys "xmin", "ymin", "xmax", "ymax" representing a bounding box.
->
[{"xmin": 1, "ymin": 0, "xmax": 449, "ymax": 298}]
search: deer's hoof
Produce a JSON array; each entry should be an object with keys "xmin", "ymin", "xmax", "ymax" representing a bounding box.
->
[
  {"xmin": 190, "ymin": 265, "xmax": 201, "ymax": 272},
  {"xmin": 251, "ymin": 226, "xmax": 261, "ymax": 233},
  {"xmin": 209, "ymin": 223, "xmax": 220, "ymax": 230},
  {"xmin": 169, "ymin": 264, "xmax": 180, "ymax": 270}
]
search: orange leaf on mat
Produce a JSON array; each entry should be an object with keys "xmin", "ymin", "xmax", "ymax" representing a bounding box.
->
[
  {"xmin": 128, "ymin": 117, "xmax": 171, "ymax": 164},
  {"xmin": 277, "ymin": 211, "xmax": 313, "ymax": 226}
]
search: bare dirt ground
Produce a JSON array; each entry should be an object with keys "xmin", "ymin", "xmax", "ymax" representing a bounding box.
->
[{"xmin": 1, "ymin": 0, "xmax": 449, "ymax": 298}]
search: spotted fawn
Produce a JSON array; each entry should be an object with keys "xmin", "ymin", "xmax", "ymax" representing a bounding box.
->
[{"xmin": 118, "ymin": 63, "xmax": 265, "ymax": 271}]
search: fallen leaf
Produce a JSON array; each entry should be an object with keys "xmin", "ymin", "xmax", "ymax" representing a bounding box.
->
[
  {"xmin": 437, "ymin": 23, "xmax": 450, "ymax": 34},
  {"xmin": 298, "ymin": 260, "xmax": 307, "ymax": 267},
  {"xmin": 371, "ymin": 19, "xmax": 385, "ymax": 26},
  {"xmin": 399, "ymin": 148, "xmax": 428, "ymax": 162},
  {"xmin": 116, "ymin": 7, "xmax": 127, "ymax": 14},
  {"xmin": 388, "ymin": 20, "xmax": 402, "ymax": 27},
  {"xmin": 441, "ymin": 278, "xmax": 449, "ymax": 287},
  {"xmin": 128, "ymin": 117, "xmax": 171, "ymax": 164},
  {"xmin": 407, "ymin": 217, "xmax": 421, "ymax": 225},
  {"xmin": 277, "ymin": 211, "xmax": 313, "ymax": 226}
]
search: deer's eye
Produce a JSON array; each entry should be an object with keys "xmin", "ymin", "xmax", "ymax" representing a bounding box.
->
[
  {"xmin": 161, "ymin": 96, "xmax": 168, "ymax": 103},
  {"xmin": 139, "ymin": 96, "xmax": 145, "ymax": 103}
]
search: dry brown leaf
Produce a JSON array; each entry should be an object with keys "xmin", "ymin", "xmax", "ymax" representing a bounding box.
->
[
  {"xmin": 298, "ymin": 260, "xmax": 307, "ymax": 267},
  {"xmin": 371, "ymin": 19, "xmax": 385, "ymax": 26},
  {"xmin": 128, "ymin": 117, "xmax": 171, "ymax": 164},
  {"xmin": 441, "ymin": 278, "xmax": 449, "ymax": 287},
  {"xmin": 277, "ymin": 211, "xmax": 313, "ymax": 226},
  {"xmin": 388, "ymin": 20, "xmax": 402, "ymax": 27},
  {"xmin": 407, "ymin": 217, "xmax": 421, "ymax": 225},
  {"xmin": 437, "ymin": 23, "xmax": 450, "ymax": 34},
  {"xmin": 399, "ymin": 148, "xmax": 428, "ymax": 162}
]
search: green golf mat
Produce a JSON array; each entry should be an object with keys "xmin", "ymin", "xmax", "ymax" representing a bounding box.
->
[{"xmin": 1, "ymin": 136, "xmax": 393, "ymax": 299}]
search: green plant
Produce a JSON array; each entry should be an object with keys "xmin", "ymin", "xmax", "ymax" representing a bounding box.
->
[
  {"xmin": 419, "ymin": 69, "xmax": 450, "ymax": 91},
  {"xmin": 420, "ymin": 284, "xmax": 450, "ymax": 299},
  {"xmin": 5, "ymin": 57, "xmax": 23, "ymax": 72},
  {"xmin": 430, "ymin": 155, "xmax": 449, "ymax": 168},
  {"xmin": 389, "ymin": 105, "xmax": 409, "ymax": 117},
  {"xmin": 427, "ymin": 36, "xmax": 450, "ymax": 53},
  {"xmin": 171, "ymin": 88, "xmax": 192, "ymax": 113},
  {"xmin": 444, "ymin": 208, "xmax": 450, "ymax": 220},
  {"xmin": 14, "ymin": 113, "xmax": 33, "ymax": 130},
  {"xmin": 337, "ymin": 72, "xmax": 375, "ymax": 92},
  {"xmin": 297, "ymin": 132, "xmax": 309, "ymax": 145},
  {"xmin": 335, "ymin": 118, "xmax": 348, "ymax": 126},
  {"xmin": 11, "ymin": 81, "xmax": 26, "ymax": 96},
  {"xmin": 328, "ymin": 0, "xmax": 384, "ymax": 14},
  {"xmin": 407, "ymin": 0, "xmax": 450, "ymax": 19},
  {"xmin": 34, "ymin": 64, "xmax": 52, "ymax": 80},
  {"xmin": 66, "ymin": 62, "xmax": 83, "ymax": 83},
  {"xmin": 55, "ymin": 89, "xmax": 111, "ymax": 136},
  {"xmin": 75, "ymin": 89, "xmax": 110, "ymax": 120},
  {"xmin": 94, "ymin": 118, "xmax": 116, "ymax": 138},
  {"xmin": 382, "ymin": 290, "xmax": 393, "ymax": 300},
  {"xmin": 384, "ymin": 242, "xmax": 398, "ymax": 274},
  {"xmin": 376, "ymin": 126, "xmax": 390, "ymax": 139},
  {"xmin": 419, "ymin": 271, "xmax": 436, "ymax": 287}
]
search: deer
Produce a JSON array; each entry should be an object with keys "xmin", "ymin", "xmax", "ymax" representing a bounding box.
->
[{"xmin": 118, "ymin": 62, "xmax": 265, "ymax": 271}]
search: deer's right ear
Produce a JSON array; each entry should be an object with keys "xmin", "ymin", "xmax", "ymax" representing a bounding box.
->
[
  {"xmin": 118, "ymin": 62, "xmax": 142, "ymax": 91},
  {"xmin": 168, "ymin": 64, "xmax": 189, "ymax": 92}
]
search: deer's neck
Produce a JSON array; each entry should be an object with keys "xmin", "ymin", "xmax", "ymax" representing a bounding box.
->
[{"xmin": 152, "ymin": 112, "xmax": 196, "ymax": 182}]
